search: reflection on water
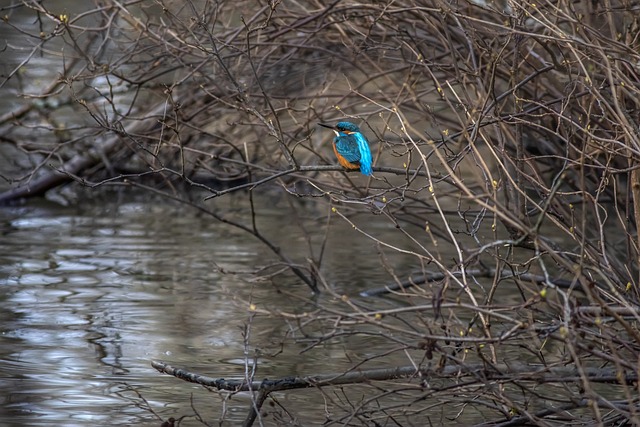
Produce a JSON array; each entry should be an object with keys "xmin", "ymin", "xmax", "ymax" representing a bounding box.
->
[{"xmin": 0, "ymin": 194, "xmax": 414, "ymax": 426}]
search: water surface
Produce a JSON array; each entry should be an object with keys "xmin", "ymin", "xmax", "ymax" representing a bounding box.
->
[{"xmin": 0, "ymin": 192, "xmax": 421, "ymax": 426}]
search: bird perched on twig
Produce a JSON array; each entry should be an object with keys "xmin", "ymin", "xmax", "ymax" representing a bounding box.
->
[{"xmin": 319, "ymin": 122, "xmax": 373, "ymax": 176}]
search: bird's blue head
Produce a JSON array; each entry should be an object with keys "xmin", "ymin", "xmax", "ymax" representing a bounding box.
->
[{"xmin": 335, "ymin": 121, "xmax": 361, "ymax": 134}]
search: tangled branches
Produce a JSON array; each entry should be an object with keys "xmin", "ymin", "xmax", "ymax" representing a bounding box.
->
[{"xmin": 2, "ymin": 0, "xmax": 640, "ymax": 424}]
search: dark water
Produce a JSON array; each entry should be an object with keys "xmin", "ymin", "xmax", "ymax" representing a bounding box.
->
[{"xmin": 0, "ymin": 193, "xmax": 418, "ymax": 426}]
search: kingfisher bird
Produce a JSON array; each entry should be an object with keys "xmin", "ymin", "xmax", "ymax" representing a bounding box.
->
[{"xmin": 319, "ymin": 121, "xmax": 373, "ymax": 176}]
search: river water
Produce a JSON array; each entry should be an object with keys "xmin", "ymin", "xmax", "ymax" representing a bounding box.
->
[{"xmin": 0, "ymin": 190, "xmax": 425, "ymax": 426}]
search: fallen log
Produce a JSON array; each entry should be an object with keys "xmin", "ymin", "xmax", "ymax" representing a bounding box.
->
[{"xmin": 0, "ymin": 100, "xmax": 177, "ymax": 205}]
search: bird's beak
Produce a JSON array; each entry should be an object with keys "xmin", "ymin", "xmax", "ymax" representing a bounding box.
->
[{"xmin": 319, "ymin": 123, "xmax": 340, "ymax": 136}]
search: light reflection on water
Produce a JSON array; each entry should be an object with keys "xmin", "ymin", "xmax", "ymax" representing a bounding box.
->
[
  {"xmin": 0, "ymin": 198, "xmax": 269, "ymax": 426},
  {"xmin": 0, "ymin": 195, "xmax": 413, "ymax": 426}
]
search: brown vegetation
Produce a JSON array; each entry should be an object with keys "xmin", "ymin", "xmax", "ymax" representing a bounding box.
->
[{"xmin": 2, "ymin": 0, "xmax": 640, "ymax": 425}]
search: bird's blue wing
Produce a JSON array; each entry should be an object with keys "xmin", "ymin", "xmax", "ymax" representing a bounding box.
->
[
  {"xmin": 335, "ymin": 136, "xmax": 361, "ymax": 162},
  {"xmin": 353, "ymin": 132, "xmax": 373, "ymax": 175}
]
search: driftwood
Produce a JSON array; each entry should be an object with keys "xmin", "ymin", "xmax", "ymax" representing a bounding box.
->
[
  {"xmin": 151, "ymin": 359, "xmax": 639, "ymax": 390},
  {"xmin": 0, "ymin": 138, "xmax": 120, "ymax": 205},
  {"xmin": 361, "ymin": 268, "xmax": 588, "ymax": 297},
  {"xmin": 0, "ymin": 98, "xmax": 182, "ymax": 205}
]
